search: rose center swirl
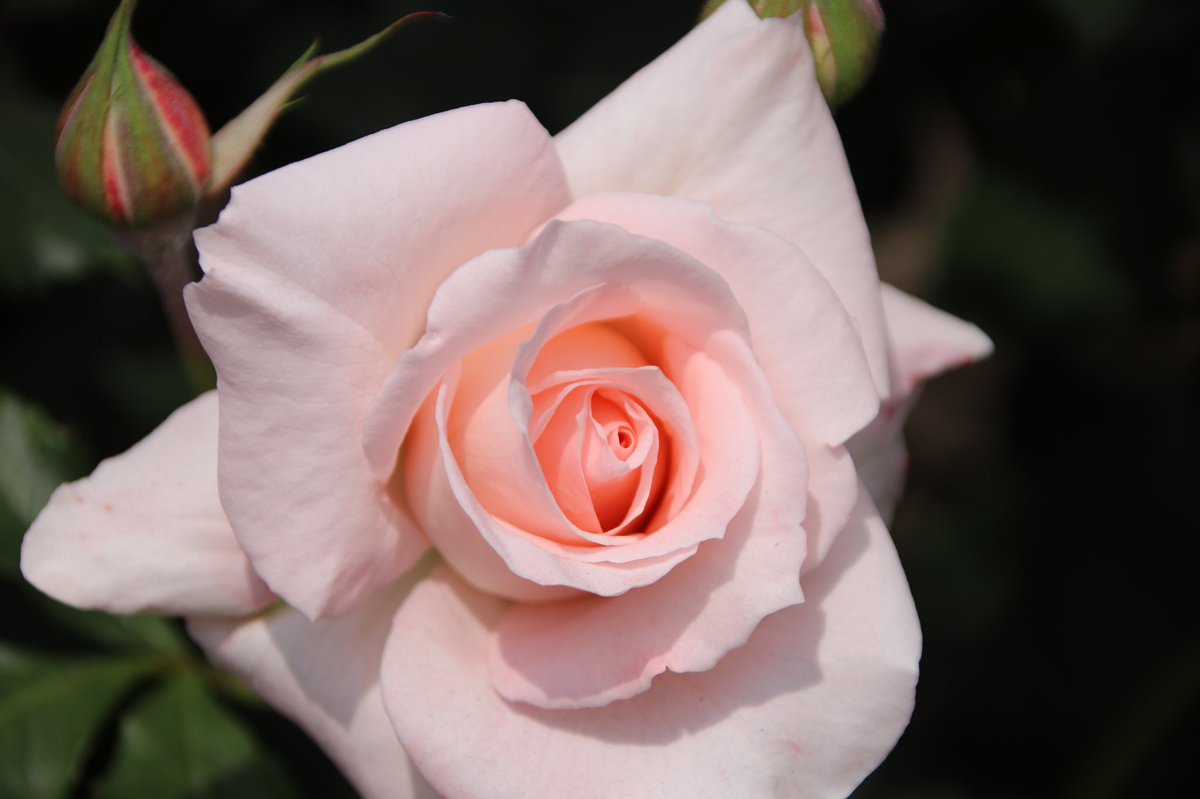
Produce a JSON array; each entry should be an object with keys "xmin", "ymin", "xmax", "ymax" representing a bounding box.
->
[{"xmin": 530, "ymin": 383, "xmax": 664, "ymax": 535}]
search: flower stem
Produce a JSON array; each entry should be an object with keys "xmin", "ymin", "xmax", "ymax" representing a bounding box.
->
[{"xmin": 112, "ymin": 210, "xmax": 216, "ymax": 393}]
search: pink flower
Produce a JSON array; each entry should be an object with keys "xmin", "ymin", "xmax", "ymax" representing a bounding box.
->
[{"xmin": 22, "ymin": 3, "xmax": 991, "ymax": 797}]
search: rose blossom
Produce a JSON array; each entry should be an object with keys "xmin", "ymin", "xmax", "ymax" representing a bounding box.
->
[{"xmin": 21, "ymin": 3, "xmax": 991, "ymax": 798}]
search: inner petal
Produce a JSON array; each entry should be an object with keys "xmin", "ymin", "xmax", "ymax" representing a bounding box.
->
[
  {"xmin": 531, "ymin": 384, "xmax": 661, "ymax": 535},
  {"xmin": 583, "ymin": 392, "xmax": 652, "ymax": 477},
  {"xmin": 531, "ymin": 386, "xmax": 601, "ymax": 533},
  {"xmin": 447, "ymin": 321, "xmax": 648, "ymax": 543},
  {"xmin": 582, "ymin": 391, "xmax": 659, "ymax": 531}
]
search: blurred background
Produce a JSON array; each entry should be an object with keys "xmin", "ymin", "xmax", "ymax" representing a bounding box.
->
[{"xmin": 1, "ymin": 0, "xmax": 1197, "ymax": 796}]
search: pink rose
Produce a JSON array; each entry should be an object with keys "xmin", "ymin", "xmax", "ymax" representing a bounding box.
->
[{"xmin": 22, "ymin": 3, "xmax": 991, "ymax": 797}]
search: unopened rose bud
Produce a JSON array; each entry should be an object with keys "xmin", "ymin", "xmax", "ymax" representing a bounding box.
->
[
  {"xmin": 700, "ymin": 0, "xmax": 884, "ymax": 106},
  {"xmin": 803, "ymin": 0, "xmax": 884, "ymax": 105},
  {"xmin": 55, "ymin": 0, "xmax": 211, "ymax": 227}
]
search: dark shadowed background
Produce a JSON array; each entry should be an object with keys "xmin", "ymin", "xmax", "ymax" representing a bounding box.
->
[{"xmin": 1, "ymin": 1, "xmax": 1197, "ymax": 796}]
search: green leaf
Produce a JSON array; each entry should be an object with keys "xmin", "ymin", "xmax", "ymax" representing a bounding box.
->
[
  {"xmin": 0, "ymin": 576, "xmax": 190, "ymax": 659},
  {"xmin": 95, "ymin": 674, "xmax": 296, "ymax": 799},
  {"xmin": 0, "ymin": 645, "xmax": 152, "ymax": 799},
  {"xmin": 208, "ymin": 12, "xmax": 445, "ymax": 191},
  {"xmin": 32, "ymin": 596, "xmax": 189, "ymax": 656},
  {"xmin": 0, "ymin": 390, "xmax": 88, "ymax": 575}
]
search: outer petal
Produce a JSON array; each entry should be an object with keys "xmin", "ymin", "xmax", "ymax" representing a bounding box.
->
[
  {"xmin": 194, "ymin": 101, "xmax": 570, "ymax": 357},
  {"xmin": 188, "ymin": 571, "xmax": 437, "ymax": 799},
  {"xmin": 186, "ymin": 262, "xmax": 428, "ymax": 620},
  {"xmin": 878, "ymin": 283, "xmax": 993, "ymax": 397},
  {"xmin": 556, "ymin": 0, "xmax": 890, "ymax": 395},
  {"xmin": 187, "ymin": 102, "xmax": 571, "ymax": 619},
  {"xmin": 849, "ymin": 284, "xmax": 993, "ymax": 520},
  {"xmin": 381, "ymin": 493, "xmax": 919, "ymax": 799},
  {"xmin": 21, "ymin": 392, "xmax": 273, "ymax": 616}
]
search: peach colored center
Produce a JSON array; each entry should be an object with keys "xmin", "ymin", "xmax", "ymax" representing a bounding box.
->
[
  {"xmin": 451, "ymin": 321, "xmax": 677, "ymax": 541},
  {"xmin": 531, "ymin": 384, "xmax": 661, "ymax": 533}
]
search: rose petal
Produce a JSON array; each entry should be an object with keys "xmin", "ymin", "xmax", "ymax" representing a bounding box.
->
[
  {"xmin": 381, "ymin": 492, "xmax": 919, "ymax": 799},
  {"xmin": 405, "ymin": 381, "xmax": 580, "ymax": 603},
  {"xmin": 186, "ymin": 263, "xmax": 429, "ymax": 620},
  {"xmin": 21, "ymin": 392, "xmax": 273, "ymax": 616},
  {"xmin": 557, "ymin": 192, "xmax": 880, "ymax": 446},
  {"xmin": 799, "ymin": 440, "xmax": 861, "ymax": 573},
  {"xmin": 195, "ymin": 102, "xmax": 569, "ymax": 357},
  {"xmin": 495, "ymin": 307, "xmax": 706, "ymax": 547},
  {"xmin": 449, "ymin": 321, "xmax": 667, "ymax": 543},
  {"xmin": 845, "ymin": 402, "xmax": 910, "ymax": 526},
  {"xmin": 529, "ymin": 383, "xmax": 606, "ymax": 531},
  {"xmin": 488, "ymin": 333, "xmax": 808, "ymax": 708},
  {"xmin": 528, "ymin": 379, "xmax": 661, "ymax": 535},
  {"xmin": 187, "ymin": 103, "xmax": 570, "ymax": 620},
  {"xmin": 372, "ymin": 221, "xmax": 768, "ymax": 596},
  {"xmin": 554, "ymin": 194, "xmax": 867, "ymax": 572},
  {"xmin": 363, "ymin": 218, "xmax": 751, "ymax": 477},
  {"xmin": 432, "ymin": 350, "xmax": 751, "ymax": 595},
  {"xmin": 879, "ymin": 283, "xmax": 994, "ymax": 397},
  {"xmin": 849, "ymin": 284, "xmax": 994, "ymax": 520},
  {"xmin": 189, "ymin": 569, "xmax": 437, "ymax": 799},
  {"xmin": 556, "ymin": 1, "xmax": 890, "ymax": 396}
]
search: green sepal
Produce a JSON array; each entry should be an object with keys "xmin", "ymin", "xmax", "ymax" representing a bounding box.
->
[
  {"xmin": 0, "ymin": 645, "xmax": 156, "ymax": 799},
  {"xmin": 208, "ymin": 12, "xmax": 448, "ymax": 193}
]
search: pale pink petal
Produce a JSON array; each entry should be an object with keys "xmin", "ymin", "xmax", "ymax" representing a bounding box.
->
[
  {"xmin": 528, "ymin": 381, "xmax": 661, "ymax": 535},
  {"xmin": 468, "ymin": 288, "xmax": 713, "ymax": 550},
  {"xmin": 846, "ymin": 401, "xmax": 911, "ymax": 526},
  {"xmin": 532, "ymin": 377, "xmax": 669, "ymax": 537},
  {"xmin": 363, "ymin": 218, "xmax": 751, "ymax": 478},
  {"xmin": 448, "ymin": 321, "xmax": 659, "ymax": 544},
  {"xmin": 880, "ymin": 283, "xmax": 994, "ymax": 397},
  {"xmin": 187, "ymin": 103, "xmax": 569, "ymax": 620},
  {"xmin": 410, "ymin": 353, "xmax": 723, "ymax": 600},
  {"xmin": 530, "ymin": 385, "xmax": 603, "ymax": 531},
  {"xmin": 186, "ymin": 265, "xmax": 428, "ymax": 620},
  {"xmin": 189, "ymin": 570, "xmax": 437, "ymax": 799},
  {"xmin": 381, "ymin": 493, "xmax": 919, "ymax": 799},
  {"xmin": 403, "ymin": 384, "xmax": 590, "ymax": 604},
  {"xmin": 849, "ymin": 284, "xmax": 994, "ymax": 520},
  {"xmin": 556, "ymin": 1, "xmax": 890, "ymax": 395},
  {"xmin": 21, "ymin": 392, "xmax": 273, "ymax": 616},
  {"xmin": 432, "ymin": 362, "xmax": 740, "ymax": 594},
  {"xmin": 371, "ymin": 221, "xmax": 766, "ymax": 596},
  {"xmin": 194, "ymin": 102, "xmax": 569, "ymax": 357},
  {"xmin": 799, "ymin": 440, "xmax": 861, "ymax": 573},
  {"xmin": 557, "ymin": 193, "xmax": 880, "ymax": 446},
  {"xmin": 510, "ymin": 326, "xmax": 704, "ymax": 545},
  {"xmin": 489, "ymin": 334, "xmax": 808, "ymax": 708}
]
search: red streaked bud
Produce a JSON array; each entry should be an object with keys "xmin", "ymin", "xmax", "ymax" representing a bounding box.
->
[{"xmin": 55, "ymin": 0, "xmax": 211, "ymax": 227}]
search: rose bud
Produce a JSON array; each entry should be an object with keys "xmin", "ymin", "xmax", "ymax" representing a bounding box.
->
[
  {"xmin": 55, "ymin": 0, "xmax": 211, "ymax": 227},
  {"xmin": 700, "ymin": 0, "xmax": 885, "ymax": 105},
  {"xmin": 803, "ymin": 0, "xmax": 885, "ymax": 105}
]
